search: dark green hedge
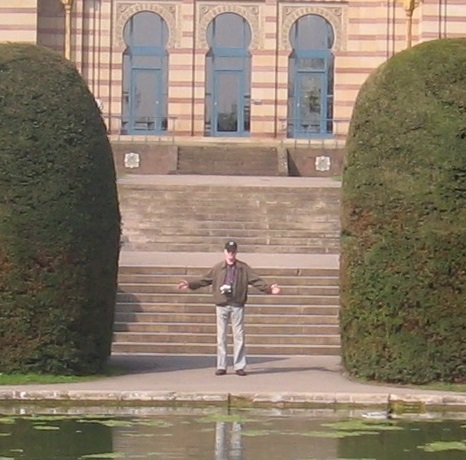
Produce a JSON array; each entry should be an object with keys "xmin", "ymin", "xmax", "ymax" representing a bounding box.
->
[
  {"xmin": 0, "ymin": 43, "xmax": 121, "ymax": 375},
  {"xmin": 340, "ymin": 38, "xmax": 466, "ymax": 384}
]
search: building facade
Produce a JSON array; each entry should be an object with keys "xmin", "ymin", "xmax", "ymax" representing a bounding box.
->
[{"xmin": 1, "ymin": 0, "xmax": 464, "ymax": 145}]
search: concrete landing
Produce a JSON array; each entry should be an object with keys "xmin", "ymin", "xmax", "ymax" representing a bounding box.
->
[{"xmin": 119, "ymin": 251, "xmax": 339, "ymax": 269}]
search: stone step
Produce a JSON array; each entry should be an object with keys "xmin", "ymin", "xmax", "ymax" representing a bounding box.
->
[
  {"xmin": 176, "ymin": 163, "xmax": 279, "ymax": 177},
  {"xmin": 123, "ymin": 243, "xmax": 339, "ymax": 254},
  {"xmin": 113, "ymin": 331, "xmax": 340, "ymax": 346},
  {"xmin": 122, "ymin": 206, "xmax": 338, "ymax": 216},
  {"xmin": 118, "ymin": 266, "xmax": 340, "ymax": 277},
  {"xmin": 115, "ymin": 307, "xmax": 340, "ymax": 319},
  {"xmin": 177, "ymin": 146, "xmax": 279, "ymax": 176},
  {"xmin": 116, "ymin": 292, "xmax": 340, "ymax": 305},
  {"xmin": 118, "ymin": 283, "xmax": 339, "ymax": 296},
  {"xmin": 113, "ymin": 322, "xmax": 339, "ymax": 335},
  {"xmin": 123, "ymin": 228, "xmax": 339, "ymax": 241},
  {"xmin": 122, "ymin": 209, "xmax": 339, "ymax": 223},
  {"xmin": 123, "ymin": 222, "xmax": 338, "ymax": 233},
  {"xmin": 123, "ymin": 223, "xmax": 339, "ymax": 233},
  {"xmin": 111, "ymin": 343, "xmax": 340, "ymax": 356},
  {"xmin": 123, "ymin": 233, "xmax": 339, "ymax": 245},
  {"xmin": 122, "ymin": 211, "xmax": 338, "ymax": 221},
  {"xmin": 119, "ymin": 186, "xmax": 340, "ymax": 195},
  {"xmin": 120, "ymin": 198, "xmax": 339, "ymax": 209},
  {"xmin": 117, "ymin": 273, "xmax": 339, "ymax": 286}
]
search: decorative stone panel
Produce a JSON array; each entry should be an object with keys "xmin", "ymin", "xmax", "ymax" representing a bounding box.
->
[
  {"xmin": 196, "ymin": 3, "xmax": 263, "ymax": 50},
  {"xmin": 279, "ymin": 4, "xmax": 347, "ymax": 52},
  {"xmin": 113, "ymin": 1, "xmax": 179, "ymax": 50}
]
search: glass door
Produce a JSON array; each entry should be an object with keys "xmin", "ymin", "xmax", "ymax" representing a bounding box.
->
[
  {"xmin": 213, "ymin": 70, "xmax": 245, "ymax": 136},
  {"xmin": 121, "ymin": 12, "xmax": 169, "ymax": 136},
  {"xmin": 294, "ymin": 71, "xmax": 326, "ymax": 137},
  {"xmin": 129, "ymin": 68, "xmax": 165, "ymax": 134},
  {"xmin": 287, "ymin": 15, "xmax": 335, "ymax": 139}
]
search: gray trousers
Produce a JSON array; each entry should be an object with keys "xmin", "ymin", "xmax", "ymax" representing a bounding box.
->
[{"xmin": 216, "ymin": 305, "xmax": 246, "ymax": 370}]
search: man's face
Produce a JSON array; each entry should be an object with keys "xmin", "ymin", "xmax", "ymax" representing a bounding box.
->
[{"xmin": 224, "ymin": 249, "xmax": 237, "ymax": 265}]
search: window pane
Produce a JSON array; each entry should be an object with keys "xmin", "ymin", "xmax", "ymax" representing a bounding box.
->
[
  {"xmin": 132, "ymin": 69, "xmax": 159, "ymax": 130},
  {"xmin": 207, "ymin": 13, "xmax": 251, "ymax": 48},
  {"xmin": 124, "ymin": 12, "xmax": 168, "ymax": 48},
  {"xmin": 298, "ymin": 73, "xmax": 322, "ymax": 134},
  {"xmin": 215, "ymin": 72, "xmax": 239, "ymax": 132},
  {"xmin": 297, "ymin": 57, "xmax": 326, "ymax": 70},
  {"xmin": 289, "ymin": 15, "xmax": 334, "ymax": 50}
]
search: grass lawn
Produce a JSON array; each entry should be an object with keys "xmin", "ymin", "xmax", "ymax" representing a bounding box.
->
[
  {"xmin": 0, "ymin": 365, "xmax": 123, "ymax": 385},
  {"xmin": 419, "ymin": 383, "xmax": 466, "ymax": 393}
]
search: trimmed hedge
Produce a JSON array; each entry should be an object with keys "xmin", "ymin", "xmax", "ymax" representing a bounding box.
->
[
  {"xmin": 0, "ymin": 44, "xmax": 121, "ymax": 375},
  {"xmin": 341, "ymin": 38, "xmax": 466, "ymax": 384}
]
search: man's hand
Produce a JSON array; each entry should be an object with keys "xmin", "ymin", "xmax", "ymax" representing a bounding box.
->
[
  {"xmin": 178, "ymin": 280, "xmax": 189, "ymax": 290},
  {"xmin": 270, "ymin": 284, "xmax": 281, "ymax": 295}
]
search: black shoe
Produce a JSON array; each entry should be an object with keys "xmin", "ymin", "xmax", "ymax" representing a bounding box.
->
[
  {"xmin": 235, "ymin": 369, "xmax": 247, "ymax": 376},
  {"xmin": 215, "ymin": 369, "xmax": 227, "ymax": 376}
]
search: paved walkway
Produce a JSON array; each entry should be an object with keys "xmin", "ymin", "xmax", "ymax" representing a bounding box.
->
[{"xmin": 1, "ymin": 354, "xmax": 465, "ymax": 410}]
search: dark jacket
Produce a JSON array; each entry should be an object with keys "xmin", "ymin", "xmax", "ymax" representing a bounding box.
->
[{"xmin": 188, "ymin": 259, "xmax": 272, "ymax": 307}]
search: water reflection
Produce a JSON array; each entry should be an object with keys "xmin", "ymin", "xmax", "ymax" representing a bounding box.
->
[{"xmin": 215, "ymin": 421, "xmax": 243, "ymax": 460}]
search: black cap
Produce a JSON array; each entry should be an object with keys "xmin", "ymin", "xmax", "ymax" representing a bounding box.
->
[{"xmin": 224, "ymin": 241, "xmax": 238, "ymax": 252}]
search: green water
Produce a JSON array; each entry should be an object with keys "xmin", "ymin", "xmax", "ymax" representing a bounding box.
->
[{"xmin": 0, "ymin": 408, "xmax": 466, "ymax": 459}]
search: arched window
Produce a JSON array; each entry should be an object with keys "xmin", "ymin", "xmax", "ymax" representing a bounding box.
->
[
  {"xmin": 205, "ymin": 13, "xmax": 251, "ymax": 137},
  {"xmin": 122, "ymin": 12, "xmax": 169, "ymax": 135},
  {"xmin": 287, "ymin": 15, "xmax": 335, "ymax": 138}
]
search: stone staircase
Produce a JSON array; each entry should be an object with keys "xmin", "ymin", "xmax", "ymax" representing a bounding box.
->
[
  {"xmin": 119, "ymin": 177, "xmax": 340, "ymax": 254},
  {"xmin": 112, "ymin": 265, "xmax": 340, "ymax": 356},
  {"xmin": 113, "ymin": 174, "xmax": 342, "ymax": 356},
  {"xmin": 177, "ymin": 145, "xmax": 279, "ymax": 176}
]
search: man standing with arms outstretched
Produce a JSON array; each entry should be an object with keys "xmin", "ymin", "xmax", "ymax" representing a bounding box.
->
[{"xmin": 178, "ymin": 241, "xmax": 281, "ymax": 376}]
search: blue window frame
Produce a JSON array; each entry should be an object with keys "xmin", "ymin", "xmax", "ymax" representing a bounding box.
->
[
  {"xmin": 122, "ymin": 12, "xmax": 169, "ymax": 135},
  {"xmin": 287, "ymin": 15, "xmax": 335, "ymax": 139},
  {"xmin": 205, "ymin": 13, "xmax": 251, "ymax": 137}
]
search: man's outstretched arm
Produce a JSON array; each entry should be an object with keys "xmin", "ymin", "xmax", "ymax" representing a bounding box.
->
[
  {"xmin": 178, "ymin": 268, "xmax": 215, "ymax": 290},
  {"xmin": 248, "ymin": 267, "xmax": 281, "ymax": 294}
]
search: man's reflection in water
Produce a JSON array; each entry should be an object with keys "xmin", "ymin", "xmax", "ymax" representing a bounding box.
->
[{"xmin": 215, "ymin": 421, "xmax": 243, "ymax": 460}]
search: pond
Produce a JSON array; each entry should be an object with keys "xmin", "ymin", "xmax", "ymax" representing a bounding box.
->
[{"xmin": 0, "ymin": 407, "xmax": 466, "ymax": 459}]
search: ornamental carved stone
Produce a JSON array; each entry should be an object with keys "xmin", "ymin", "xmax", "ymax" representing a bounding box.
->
[
  {"xmin": 113, "ymin": 1, "xmax": 179, "ymax": 50},
  {"xmin": 280, "ymin": 4, "xmax": 347, "ymax": 52},
  {"xmin": 196, "ymin": 3, "xmax": 262, "ymax": 50}
]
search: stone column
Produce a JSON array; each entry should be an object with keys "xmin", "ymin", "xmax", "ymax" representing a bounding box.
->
[
  {"xmin": 399, "ymin": 0, "xmax": 419, "ymax": 48},
  {"xmin": 59, "ymin": 0, "xmax": 74, "ymax": 60}
]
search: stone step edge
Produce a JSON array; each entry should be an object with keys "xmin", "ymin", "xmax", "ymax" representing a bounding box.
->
[
  {"xmin": 118, "ymin": 175, "xmax": 342, "ymax": 189},
  {"xmin": 114, "ymin": 331, "xmax": 340, "ymax": 337},
  {"xmin": 1, "ymin": 390, "xmax": 463, "ymax": 411}
]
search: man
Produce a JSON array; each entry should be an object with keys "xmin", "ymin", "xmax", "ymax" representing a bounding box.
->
[{"xmin": 177, "ymin": 241, "xmax": 281, "ymax": 376}]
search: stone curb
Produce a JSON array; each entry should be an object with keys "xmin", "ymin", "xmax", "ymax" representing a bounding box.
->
[{"xmin": 1, "ymin": 391, "xmax": 466, "ymax": 411}]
